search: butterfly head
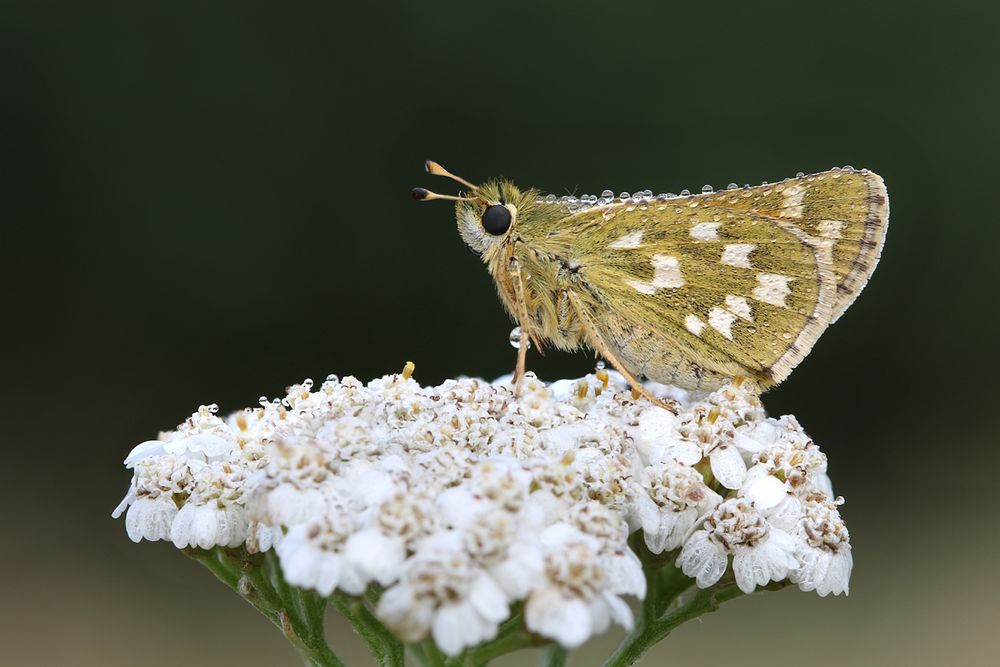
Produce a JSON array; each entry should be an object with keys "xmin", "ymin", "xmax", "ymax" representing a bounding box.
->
[{"xmin": 412, "ymin": 160, "xmax": 531, "ymax": 258}]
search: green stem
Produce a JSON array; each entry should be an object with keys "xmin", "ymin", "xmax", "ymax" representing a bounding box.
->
[
  {"xmin": 541, "ymin": 644, "xmax": 568, "ymax": 667},
  {"xmin": 331, "ymin": 590, "xmax": 404, "ymax": 666},
  {"xmin": 185, "ymin": 548, "xmax": 347, "ymax": 667},
  {"xmin": 603, "ymin": 545, "xmax": 791, "ymax": 667},
  {"xmin": 417, "ymin": 640, "xmax": 448, "ymax": 667}
]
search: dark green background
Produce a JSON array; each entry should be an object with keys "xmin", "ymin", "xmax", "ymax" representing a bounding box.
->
[{"xmin": 3, "ymin": 1, "xmax": 997, "ymax": 665}]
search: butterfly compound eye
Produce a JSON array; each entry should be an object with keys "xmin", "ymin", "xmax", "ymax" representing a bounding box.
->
[{"xmin": 481, "ymin": 205, "xmax": 512, "ymax": 235}]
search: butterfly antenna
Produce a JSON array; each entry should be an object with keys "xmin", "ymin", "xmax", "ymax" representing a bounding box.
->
[
  {"xmin": 411, "ymin": 187, "xmax": 476, "ymax": 202},
  {"xmin": 424, "ymin": 160, "xmax": 477, "ymax": 190}
]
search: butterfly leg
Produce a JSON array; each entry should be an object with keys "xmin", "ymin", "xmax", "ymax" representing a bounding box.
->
[
  {"xmin": 594, "ymin": 342, "xmax": 679, "ymax": 414},
  {"xmin": 564, "ymin": 290, "xmax": 678, "ymax": 414},
  {"xmin": 508, "ymin": 258, "xmax": 532, "ymax": 393}
]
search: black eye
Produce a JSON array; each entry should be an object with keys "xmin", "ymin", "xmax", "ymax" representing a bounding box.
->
[{"xmin": 481, "ymin": 205, "xmax": 512, "ymax": 235}]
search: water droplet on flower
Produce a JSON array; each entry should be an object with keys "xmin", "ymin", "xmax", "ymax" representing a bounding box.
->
[
  {"xmin": 596, "ymin": 360, "xmax": 606, "ymax": 370},
  {"xmin": 208, "ymin": 403, "xmax": 219, "ymax": 414},
  {"xmin": 302, "ymin": 378, "xmax": 313, "ymax": 390},
  {"xmin": 258, "ymin": 396, "xmax": 268, "ymax": 407},
  {"xmin": 325, "ymin": 373, "xmax": 338, "ymax": 382},
  {"xmin": 509, "ymin": 326, "xmax": 532, "ymax": 350}
]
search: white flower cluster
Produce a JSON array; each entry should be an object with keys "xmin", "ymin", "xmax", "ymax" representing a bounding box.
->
[{"xmin": 114, "ymin": 369, "xmax": 852, "ymax": 655}]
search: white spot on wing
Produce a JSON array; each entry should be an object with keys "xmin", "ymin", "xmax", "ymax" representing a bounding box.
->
[
  {"xmin": 752, "ymin": 273, "xmax": 793, "ymax": 307},
  {"xmin": 626, "ymin": 280, "xmax": 656, "ymax": 295},
  {"xmin": 818, "ymin": 219, "xmax": 845, "ymax": 239},
  {"xmin": 685, "ymin": 314, "xmax": 706, "ymax": 336},
  {"xmin": 626, "ymin": 254, "xmax": 685, "ymax": 295},
  {"xmin": 651, "ymin": 255, "xmax": 684, "ymax": 288},
  {"xmin": 609, "ymin": 230, "xmax": 644, "ymax": 249},
  {"xmin": 690, "ymin": 222, "xmax": 720, "ymax": 241},
  {"xmin": 724, "ymin": 294, "xmax": 753, "ymax": 321},
  {"xmin": 720, "ymin": 244, "xmax": 755, "ymax": 269},
  {"xmin": 708, "ymin": 307, "xmax": 736, "ymax": 340},
  {"xmin": 781, "ymin": 185, "xmax": 806, "ymax": 218}
]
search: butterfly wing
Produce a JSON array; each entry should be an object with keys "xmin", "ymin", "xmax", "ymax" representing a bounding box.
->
[{"xmin": 518, "ymin": 169, "xmax": 888, "ymax": 389}]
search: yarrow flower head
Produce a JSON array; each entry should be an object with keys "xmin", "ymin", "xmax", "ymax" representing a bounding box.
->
[{"xmin": 114, "ymin": 367, "xmax": 854, "ymax": 661}]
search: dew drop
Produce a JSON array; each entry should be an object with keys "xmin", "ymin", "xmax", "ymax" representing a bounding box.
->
[
  {"xmin": 258, "ymin": 396, "xmax": 268, "ymax": 407},
  {"xmin": 325, "ymin": 373, "xmax": 339, "ymax": 382},
  {"xmin": 601, "ymin": 189, "xmax": 614, "ymax": 199},
  {"xmin": 302, "ymin": 378, "xmax": 314, "ymax": 390},
  {"xmin": 680, "ymin": 189, "xmax": 691, "ymax": 196},
  {"xmin": 796, "ymin": 171, "xmax": 805, "ymax": 178},
  {"xmin": 509, "ymin": 326, "xmax": 532, "ymax": 350},
  {"xmin": 596, "ymin": 360, "xmax": 606, "ymax": 370},
  {"xmin": 701, "ymin": 184, "xmax": 714, "ymax": 193},
  {"xmin": 208, "ymin": 403, "xmax": 219, "ymax": 414},
  {"xmin": 782, "ymin": 332, "xmax": 792, "ymax": 340},
  {"xmin": 545, "ymin": 194, "xmax": 557, "ymax": 204},
  {"xmin": 727, "ymin": 182, "xmax": 739, "ymax": 190},
  {"xmin": 619, "ymin": 192, "xmax": 631, "ymax": 201}
]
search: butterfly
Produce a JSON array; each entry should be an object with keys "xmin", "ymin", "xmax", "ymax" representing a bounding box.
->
[{"xmin": 414, "ymin": 161, "xmax": 888, "ymax": 412}]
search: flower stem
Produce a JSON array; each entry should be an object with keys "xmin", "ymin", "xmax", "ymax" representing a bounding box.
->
[
  {"xmin": 603, "ymin": 544, "xmax": 790, "ymax": 667},
  {"xmin": 184, "ymin": 547, "xmax": 347, "ymax": 667},
  {"xmin": 541, "ymin": 645, "xmax": 568, "ymax": 667},
  {"xmin": 331, "ymin": 590, "xmax": 404, "ymax": 666}
]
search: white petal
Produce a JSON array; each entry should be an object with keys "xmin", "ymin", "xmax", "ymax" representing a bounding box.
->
[
  {"xmin": 469, "ymin": 574, "xmax": 511, "ymax": 624},
  {"xmin": 603, "ymin": 550, "xmax": 646, "ymax": 598},
  {"xmin": 433, "ymin": 601, "xmax": 494, "ymax": 656},
  {"xmin": 490, "ymin": 542, "xmax": 544, "ymax": 600},
  {"xmin": 732, "ymin": 531, "xmax": 797, "ymax": 594},
  {"xmin": 112, "ymin": 487, "xmax": 137, "ymax": 519},
  {"xmin": 764, "ymin": 495, "xmax": 803, "ymax": 533},
  {"xmin": 587, "ymin": 597, "xmax": 611, "ymax": 636},
  {"xmin": 377, "ymin": 586, "xmax": 433, "ymax": 642},
  {"xmin": 125, "ymin": 496, "xmax": 176, "ymax": 542},
  {"xmin": 742, "ymin": 470, "xmax": 787, "ymax": 510},
  {"xmin": 732, "ymin": 430, "xmax": 764, "ymax": 454},
  {"xmin": 633, "ymin": 489, "xmax": 662, "ymax": 538},
  {"xmin": 602, "ymin": 591, "xmax": 634, "ymax": 631},
  {"xmin": 345, "ymin": 529, "xmax": 405, "ymax": 586},
  {"xmin": 677, "ymin": 531, "xmax": 727, "ymax": 588},
  {"xmin": 635, "ymin": 408, "xmax": 679, "ymax": 462},
  {"xmin": 123, "ymin": 440, "xmax": 166, "ymax": 468},
  {"xmin": 525, "ymin": 588, "xmax": 592, "ymax": 648},
  {"xmin": 746, "ymin": 420, "xmax": 781, "ymax": 448},
  {"xmin": 819, "ymin": 550, "xmax": 852, "ymax": 596},
  {"xmin": 710, "ymin": 445, "xmax": 747, "ymax": 489}
]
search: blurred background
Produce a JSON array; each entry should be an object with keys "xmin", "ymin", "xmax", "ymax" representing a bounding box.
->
[{"xmin": 2, "ymin": 1, "xmax": 998, "ymax": 665}]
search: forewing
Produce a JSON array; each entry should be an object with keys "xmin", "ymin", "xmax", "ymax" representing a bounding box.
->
[{"xmin": 523, "ymin": 169, "xmax": 888, "ymax": 387}]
